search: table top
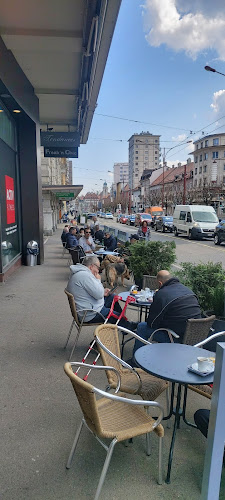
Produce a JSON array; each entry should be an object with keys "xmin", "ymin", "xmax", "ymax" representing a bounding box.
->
[
  {"xmin": 95, "ymin": 250, "xmax": 119, "ymax": 256},
  {"xmin": 134, "ymin": 343, "xmax": 215, "ymax": 385},
  {"xmin": 118, "ymin": 291, "xmax": 151, "ymax": 307}
]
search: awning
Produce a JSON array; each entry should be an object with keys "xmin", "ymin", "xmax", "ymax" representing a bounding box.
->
[
  {"xmin": 0, "ymin": 0, "xmax": 121, "ymax": 143},
  {"xmin": 42, "ymin": 184, "xmax": 83, "ymax": 201}
]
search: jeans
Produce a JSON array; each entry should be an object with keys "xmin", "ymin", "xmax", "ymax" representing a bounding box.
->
[
  {"xmin": 133, "ymin": 322, "xmax": 172, "ymax": 354},
  {"xmin": 88, "ymin": 294, "xmax": 134, "ymax": 330}
]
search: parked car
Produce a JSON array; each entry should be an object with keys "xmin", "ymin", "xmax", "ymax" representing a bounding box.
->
[
  {"xmin": 134, "ymin": 213, "xmax": 152, "ymax": 226},
  {"xmin": 120, "ymin": 215, "xmax": 129, "ymax": 224},
  {"xmin": 126, "ymin": 214, "xmax": 135, "ymax": 226},
  {"xmin": 214, "ymin": 220, "xmax": 225, "ymax": 245},
  {"xmin": 99, "ymin": 212, "xmax": 105, "ymax": 218},
  {"xmin": 173, "ymin": 204, "xmax": 218, "ymax": 239},
  {"xmin": 155, "ymin": 216, "xmax": 173, "ymax": 233},
  {"xmin": 87, "ymin": 212, "xmax": 96, "ymax": 219},
  {"xmin": 104, "ymin": 212, "xmax": 113, "ymax": 219}
]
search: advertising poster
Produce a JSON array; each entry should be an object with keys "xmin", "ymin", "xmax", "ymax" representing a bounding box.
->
[{"xmin": 5, "ymin": 175, "xmax": 15, "ymax": 224}]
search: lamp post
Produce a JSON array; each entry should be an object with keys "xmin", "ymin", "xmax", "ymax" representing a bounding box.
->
[{"xmin": 205, "ymin": 65, "xmax": 225, "ymax": 77}]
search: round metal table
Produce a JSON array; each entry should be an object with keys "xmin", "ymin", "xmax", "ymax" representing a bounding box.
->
[
  {"xmin": 118, "ymin": 291, "xmax": 151, "ymax": 322},
  {"xmin": 135, "ymin": 343, "xmax": 215, "ymax": 483}
]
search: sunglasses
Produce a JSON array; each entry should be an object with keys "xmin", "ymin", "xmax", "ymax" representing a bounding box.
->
[{"xmin": 85, "ymin": 231, "xmax": 91, "ymax": 234}]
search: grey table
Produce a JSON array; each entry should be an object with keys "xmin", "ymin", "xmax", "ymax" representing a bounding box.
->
[
  {"xmin": 119, "ymin": 291, "xmax": 151, "ymax": 322},
  {"xmin": 94, "ymin": 250, "xmax": 119, "ymax": 256},
  {"xmin": 135, "ymin": 343, "xmax": 215, "ymax": 483}
]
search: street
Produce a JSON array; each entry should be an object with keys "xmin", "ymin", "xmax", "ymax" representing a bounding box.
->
[{"xmin": 104, "ymin": 218, "xmax": 225, "ymax": 269}]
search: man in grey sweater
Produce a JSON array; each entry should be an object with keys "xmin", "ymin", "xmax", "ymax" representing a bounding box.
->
[{"xmin": 66, "ymin": 255, "xmax": 137, "ymax": 329}]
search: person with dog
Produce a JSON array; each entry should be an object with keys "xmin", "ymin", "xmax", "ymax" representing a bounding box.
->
[
  {"xmin": 133, "ymin": 270, "xmax": 201, "ymax": 354},
  {"xmin": 79, "ymin": 228, "xmax": 96, "ymax": 254},
  {"xmin": 66, "ymin": 255, "xmax": 137, "ymax": 330},
  {"xmin": 104, "ymin": 231, "xmax": 117, "ymax": 251},
  {"xmin": 137, "ymin": 220, "xmax": 151, "ymax": 240}
]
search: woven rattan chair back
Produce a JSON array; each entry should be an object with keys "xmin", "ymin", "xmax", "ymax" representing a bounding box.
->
[
  {"xmin": 95, "ymin": 324, "xmax": 123, "ymax": 387},
  {"xmin": 64, "ymin": 363, "xmax": 102, "ymax": 435},
  {"xmin": 65, "ymin": 289, "xmax": 80, "ymax": 325},
  {"xmin": 143, "ymin": 275, "xmax": 158, "ymax": 290},
  {"xmin": 182, "ymin": 315, "xmax": 215, "ymax": 346}
]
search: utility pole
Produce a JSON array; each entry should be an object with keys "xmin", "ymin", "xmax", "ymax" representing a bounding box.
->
[
  {"xmin": 183, "ymin": 163, "xmax": 187, "ymax": 204},
  {"xmin": 162, "ymin": 148, "xmax": 165, "ymax": 208}
]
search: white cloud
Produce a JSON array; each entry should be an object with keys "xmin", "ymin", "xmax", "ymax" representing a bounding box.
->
[
  {"xmin": 108, "ymin": 172, "xmax": 113, "ymax": 177},
  {"xmin": 171, "ymin": 134, "xmax": 187, "ymax": 142},
  {"xmin": 143, "ymin": 0, "xmax": 225, "ymax": 60},
  {"xmin": 210, "ymin": 89, "xmax": 225, "ymax": 113}
]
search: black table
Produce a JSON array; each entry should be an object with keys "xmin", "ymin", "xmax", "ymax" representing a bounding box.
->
[
  {"xmin": 134, "ymin": 343, "xmax": 215, "ymax": 483},
  {"xmin": 119, "ymin": 291, "xmax": 151, "ymax": 322}
]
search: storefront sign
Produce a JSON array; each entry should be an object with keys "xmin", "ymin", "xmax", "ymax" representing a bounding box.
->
[
  {"xmin": 5, "ymin": 175, "xmax": 15, "ymax": 224},
  {"xmin": 41, "ymin": 131, "xmax": 80, "ymax": 148},
  {"xmin": 44, "ymin": 147, "xmax": 78, "ymax": 158},
  {"xmin": 55, "ymin": 192, "xmax": 74, "ymax": 198}
]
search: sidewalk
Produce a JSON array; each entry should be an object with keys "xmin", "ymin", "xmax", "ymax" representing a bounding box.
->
[{"xmin": 0, "ymin": 228, "xmax": 224, "ymax": 500}]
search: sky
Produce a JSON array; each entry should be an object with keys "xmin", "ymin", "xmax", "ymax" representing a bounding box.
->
[{"xmin": 72, "ymin": 0, "xmax": 225, "ymax": 194}]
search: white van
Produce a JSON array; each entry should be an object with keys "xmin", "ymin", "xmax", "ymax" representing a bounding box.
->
[{"xmin": 173, "ymin": 205, "xmax": 219, "ymax": 240}]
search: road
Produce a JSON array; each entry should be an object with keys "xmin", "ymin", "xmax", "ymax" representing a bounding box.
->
[{"xmin": 101, "ymin": 218, "xmax": 225, "ymax": 270}]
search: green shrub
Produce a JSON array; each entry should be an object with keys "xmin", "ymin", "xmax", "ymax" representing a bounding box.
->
[
  {"xmin": 175, "ymin": 262, "xmax": 225, "ymax": 314},
  {"xmin": 129, "ymin": 240, "xmax": 176, "ymax": 282}
]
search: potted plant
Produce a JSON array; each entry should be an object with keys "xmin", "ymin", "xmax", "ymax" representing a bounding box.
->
[
  {"xmin": 129, "ymin": 240, "xmax": 176, "ymax": 289},
  {"xmin": 175, "ymin": 261, "xmax": 225, "ymax": 351}
]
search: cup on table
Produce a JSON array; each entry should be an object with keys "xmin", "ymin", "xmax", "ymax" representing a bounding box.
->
[{"xmin": 197, "ymin": 356, "xmax": 214, "ymax": 372}]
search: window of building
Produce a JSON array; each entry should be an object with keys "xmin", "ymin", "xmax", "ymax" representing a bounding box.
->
[
  {"xmin": 223, "ymin": 176, "xmax": 225, "ymax": 184},
  {"xmin": 195, "ymin": 156, "xmax": 198, "ymax": 163},
  {"xmin": 194, "ymin": 179, "xmax": 197, "ymax": 186},
  {"xmin": 135, "ymin": 157, "xmax": 138, "ymax": 160},
  {"xmin": 213, "ymin": 138, "xmax": 219, "ymax": 146},
  {"xmin": 199, "ymin": 166, "xmax": 202, "ymax": 173},
  {"xmin": 145, "ymin": 157, "xmax": 148, "ymax": 160},
  {"xmin": 200, "ymin": 154, "xmax": 202, "ymax": 161},
  {"xmin": 145, "ymin": 150, "xmax": 148, "ymax": 154},
  {"xmin": 205, "ymin": 140, "xmax": 208, "ymax": 147},
  {"xmin": 224, "ymin": 151, "xmax": 225, "ymax": 157},
  {"xmin": 196, "ymin": 144, "xmax": 199, "ymax": 149},
  {"xmin": 204, "ymin": 165, "xmax": 207, "ymax": 172},
  {"xmin": 199, "ymin": 178, "xmax": 202, "ymax": 186},
  {"xmin": 136, "ymin": 151, "xmax": 138, "ymax": 153},
  {"xmin": 155, "ymin": 139, "xmax": 158, "ymax": 143},
  {"xmin": 201, "ymin": 142, "xmax": 203, "ymax": 148},
  {"xmin": 155, "ymin": 158, "xmax": 157, "ymax": 161},
  {"xmin": 204, "ymin": 153, "xmax": 208, "ymax": 160},
  {"xmin": 135, "ymin": 162, "xmax": 138, "ymax": 165},
  {"xmin": 135, "ymin": 173, "xmax": 138, "ymax": 177},
  {"xmin": 213, "ymin": 151, "xmax": 218, "ymax": 159},
  {"xmin": 155, "ymin": 162, "xmax": 157, "ymax": 165},
  {"xmin": 195, "ymin": 167, "xmax": 197, "ymax": 174},
  {"xmin": 224, "ymin": 165, "xmax": 225, "ymax": 171}
]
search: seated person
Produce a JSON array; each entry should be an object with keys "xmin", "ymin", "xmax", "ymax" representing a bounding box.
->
[
  {"xmin": 133, "ymin": 270, "xmax": 201, "ymax": 354},
  {"xmin": 130, "ymin": 233, "xmax": 139, "ymax": 244},
  {"xmin": 66, "ymin": 255, "xmax": 137, "ymax": 330},
  {"xmin": 94, "ymin": 225, "xmax": 104, "ymax": 243},
  {"xmin": 79, "ymin": 228, "xmax": 96, "ymax": 254},
  {"xmin": 61, "ymin": 226, "xmax": 69, "ymax": 246},
  {"xmin": 77, "ymin": 227, "xmax": 85, "ymax": 240},
  {"xmin": 104, "ymin": 231, "xmax": 117, "ymax": 251},
  {"xmin": 194, "ymin": 409, "xmax": 225, "ymax": 466},
  {"xmin": 66, "ymin": 227, "xmax": 79, "ymax": 249}
]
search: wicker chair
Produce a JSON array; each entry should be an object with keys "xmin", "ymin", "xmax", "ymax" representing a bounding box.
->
[
  {"xmin": 95, "ymin": 324, "xmax": 169, "ymax": 403},
  {"xmin": 143, "ymin": 275, "xmax": 158, "ymax": 291},
  {"xmin": 64, "ymin": 362, "xmax": 164, "ymax": 499},
  {"xmin": 64, "ymin": 289, "xmax": 105, "ymax": 360},
  {"xmin": 149, "ymin": 314, "xmax": 216, "ymax": 346}
]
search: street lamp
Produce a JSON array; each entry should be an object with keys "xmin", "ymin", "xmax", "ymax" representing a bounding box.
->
[{"xmin": 204, "ymin": 65, "xmax": 225, "ymax": 77}]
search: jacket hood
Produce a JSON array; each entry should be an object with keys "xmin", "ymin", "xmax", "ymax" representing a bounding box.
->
[{"xmin": 70, "ymin": 264, "xmax": 90, "ymax": 275}]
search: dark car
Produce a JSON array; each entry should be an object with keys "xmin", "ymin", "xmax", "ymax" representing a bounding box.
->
[
  {"xmin": 87, "ymin": 213, "xmax": 97, "ymax": 219},
  {"xmin": 155, "ymin": 216, "xmax": 173, "ymax": 233},
  {"xmin": 214, "ymin": 220, "xmax": 225, "ymax": 245},
  {"xmin": 126, "ymin": 214, "xmax": 135, "ymax": 226}
]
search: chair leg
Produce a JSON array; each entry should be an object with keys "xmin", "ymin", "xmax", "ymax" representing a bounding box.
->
[
  {"xmin": 66, "ymin": 419, "xmax": 84, "ymax": 469},
  {"xmin": 94, "ymin": 438, "xmax": 117, "ymax": 500},
  {"xmin": 69, "ymin": 326, "xmax": 82, "ymax": 361},
  {"xmin": 146, "ymin": 432, "xmax": 151, "ymax": 456},
  {"xmin": 64, "ymin": 320, "xmax": 75, "ymax": 348},
  {"xmin": 158, "ymin": 437, "xmax": 163, "ymax": 485}
]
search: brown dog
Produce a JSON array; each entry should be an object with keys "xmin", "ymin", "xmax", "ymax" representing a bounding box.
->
[{"xmin": 105, "ymin": 262, "xmax": 130, "ymax": 287}]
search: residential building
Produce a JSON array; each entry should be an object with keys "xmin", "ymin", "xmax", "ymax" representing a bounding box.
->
[
  {"xmin": 128, "ymin": 132, "xmax": 161, "ymax": 189},
  {"xmin": 113, "ymin": 162, "xmax": 129, "ymax": 187}
]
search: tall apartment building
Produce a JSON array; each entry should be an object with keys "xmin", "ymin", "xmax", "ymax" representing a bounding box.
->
[
  {"xmin": 128, "ymin": 132, "xmax": 161, "ymax": 189},
  {"xmin": 191, "ymin": 133, "xmax": 225, "ymax": 188},
  {"xmin": 113, "ymin": 162, "xmax": 129, "ymax": 186}
]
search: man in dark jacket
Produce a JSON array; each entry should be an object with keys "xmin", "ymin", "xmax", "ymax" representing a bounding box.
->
[
  {"xmin": 104, "ymin": 232, "xmax": 117, "ymax": 251},
  {"xmin": 133, "ymin": 270, "xmax": 201, "ymax": 353},
  {"xmin": 66, "ymin": 227, "xmax": 78, "ymax": 249},
  {"xmin": 94, "ymin": 225, "xmax": 104, "ymax": 243}
]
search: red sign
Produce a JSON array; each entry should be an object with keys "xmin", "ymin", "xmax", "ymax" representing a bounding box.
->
[{"xmin": 5, "ymin": 175, "xmax": 15, "ymax": 224}]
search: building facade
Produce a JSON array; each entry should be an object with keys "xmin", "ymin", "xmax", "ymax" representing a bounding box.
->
[
  {"xmin": 113, "ymin": 162, "xmax": 129, "ymax": 186},
  {"xmin": 128, "ymin": 132, "xmax": 161, "ymax": 189}
]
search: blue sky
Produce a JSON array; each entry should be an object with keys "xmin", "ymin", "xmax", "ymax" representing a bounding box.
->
[{"xmin": 72, "ymin": 0, "xmax": 225, "ymax": 194}]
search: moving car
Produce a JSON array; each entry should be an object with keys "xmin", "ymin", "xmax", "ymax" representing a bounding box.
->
[
  {"xmin": 120, "ymin": 215, "xmax": 129, "ymax": 224},
  {"xmin": 126, "ymin": 214, "xmax": 135, "ymax": 226},
  {"xmin": 214, "ymin": 220, "xmax": 225, "ymax": 245},
  {"xmin": 104, "ymin": 212, "xmax": 113, "ymax": 219},
  {"xmin": 173, "ymin": 204, "xmax": 219, "ymax": 240},
  {"xmin": 155, "ymin": 216, "xmax": 173, "ymax": 233},
  {"xmin": 134, "ymin": 213, "xmax": 152, "ymax": 226},
  {"xmin": 87, "ymin": 212, "xmax": 96, "ymax": 219}
]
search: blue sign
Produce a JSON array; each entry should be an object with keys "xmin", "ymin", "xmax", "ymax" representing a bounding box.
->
[{"xmin": 44, "ymin": 147, "xmax": 78, "ymax": 158}]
